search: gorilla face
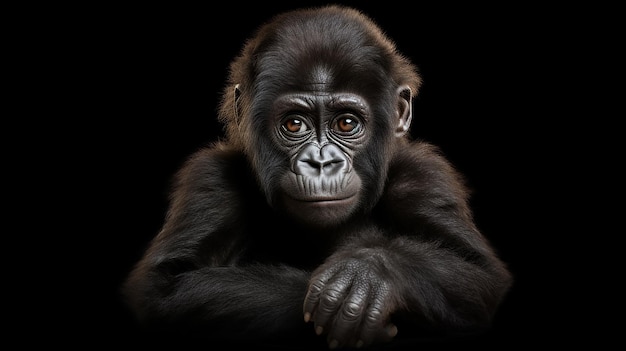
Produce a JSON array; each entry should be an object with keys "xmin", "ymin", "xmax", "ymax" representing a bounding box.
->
[
  {"xmin": 255, "ymin": 60, "xmax": 412, "ymax": 227},
  {"xmin": 273, "ymin": 91, "xmax": 367, "ymax": 227}
]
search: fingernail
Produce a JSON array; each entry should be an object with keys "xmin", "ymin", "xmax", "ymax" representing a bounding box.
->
[
  {"xmin": 329, "ymin": 339, "xmax": 338, "ymax": 349},
  {"xmin": 304, "ymin": 312, "xmax": 310, "ymax": 323},
  {"xmin": 388, "ymin": 324, "xmax": 398, "ymax": 337},
  {"xmin": 315, "ymin": 326, "xmax": 323, "ymax": 335}
]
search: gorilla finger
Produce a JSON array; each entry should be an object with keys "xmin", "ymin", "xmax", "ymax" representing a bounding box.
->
[
  {"xmin": 325, "ymin": 306, "xmax": 364, "ymax": 349},
  {"xmin": 303, "ymin": 267, "xmax": 342, "ymax": 319},
  {"xmin": 312, "ymin": 286, "xmax": 349, "ymax": 335},
  {"xmin": 303, "ymin": 281, "xmax": 324, "ymax": 322},
  {"xmin": 325, "ymin": 287, "xmax": 369, "ymax": 347},
  {"xmin": 357, "ymin": 296, "xmax": 395, "ymax": 347}
]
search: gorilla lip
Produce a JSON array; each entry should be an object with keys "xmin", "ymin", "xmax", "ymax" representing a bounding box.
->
[
  {"xmin": 282, "ymin": 193, "xmax": 358, "ymax": 211},
  {"xmin": 289, "ymin": 194, "xmax": 356, "ymax": 203}
]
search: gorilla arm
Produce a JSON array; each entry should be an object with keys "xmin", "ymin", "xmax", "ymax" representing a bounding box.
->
[{"xmin": 122, "ymin": 145, "xmax": 311, "ymax": 339}]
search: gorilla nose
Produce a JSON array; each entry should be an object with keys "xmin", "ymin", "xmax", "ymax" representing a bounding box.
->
[{"xmin": 294, "ymin": 144, "xmax": 350, "ymax": 177}]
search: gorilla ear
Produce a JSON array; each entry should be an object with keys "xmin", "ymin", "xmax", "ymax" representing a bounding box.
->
[{"xmin": 395, "ymin": 85, "xmax": 413, "ymax": 137}]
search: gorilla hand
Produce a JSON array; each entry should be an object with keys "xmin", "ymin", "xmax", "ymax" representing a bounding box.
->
[{"xmin": 303, "ymin": 251, "xmax": 401, "ymax": 349}]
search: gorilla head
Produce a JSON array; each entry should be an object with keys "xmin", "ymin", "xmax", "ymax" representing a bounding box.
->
[{"xmin": 218, "ymin": 5, "xmax": 421, "ymax": 227}]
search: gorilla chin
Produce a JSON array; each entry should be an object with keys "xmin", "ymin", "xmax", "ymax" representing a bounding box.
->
[{"xmin": 280, "ymin": 194, "xmax": 359, "ymax": 227}]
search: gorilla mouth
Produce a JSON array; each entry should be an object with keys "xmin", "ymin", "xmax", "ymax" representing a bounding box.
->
[
  {"xmin": 280, "ymin": 172, "xmax": 362, "ymax": 219},
  {"xmin": 281, "ymin": 193, "xmax": 359, "ymax": 225},
  {"xmin": 288, "ymin": 194, "xmax": 357, "ymax": 204}
]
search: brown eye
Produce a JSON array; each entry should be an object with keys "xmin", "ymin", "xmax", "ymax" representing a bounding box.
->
[
  {"xmin": 283, "ymin": 118, "xmax": 308, "ymax": 133},
  {"xmin": 332, "ymin": 116, "xmax": 360, "ymax": 134}
]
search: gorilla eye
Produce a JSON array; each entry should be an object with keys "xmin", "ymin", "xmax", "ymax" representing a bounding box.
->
[
  {"xmin": 331, "ymin": 115, "xmax": 361, "ymax": 135},
  {"xmin": 282, "ymin": 117, "xmax": 309, "ymax": 134}
]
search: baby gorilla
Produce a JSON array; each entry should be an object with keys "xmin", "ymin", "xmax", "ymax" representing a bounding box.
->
[{"xmin": 122, "ymin": 4, "xmax": 513, "ymax": 349}]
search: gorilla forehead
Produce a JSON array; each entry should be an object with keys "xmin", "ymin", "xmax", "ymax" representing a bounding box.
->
[{"xmin": 252, "ymin": 7, "xmax": 395, "ymax": 91}]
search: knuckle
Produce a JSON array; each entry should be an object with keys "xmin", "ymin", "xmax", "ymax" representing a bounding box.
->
[
  {"xmin": 342, "ymin": 301, "xmax": 362, "ymax": 320},
  {"xmin": 320, "ymin": 288, "xmax": 342, "ymax": 306},
  {"xmin": 365, "ymin": 306, "xmax": 383, "ymax": 324},
  {"xmin": 309, "ymin": 281, "xmax": 324, "ymax": 294}
]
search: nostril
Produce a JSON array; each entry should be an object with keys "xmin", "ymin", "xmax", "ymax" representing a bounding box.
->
[
  {"xmin": 306, "ymin": 160, "xmax": 321, "ymax": 169},
  {"xmin": 323, "ymin": 160, "xmax": 343, "ymax": 168},
  {"xmin": 297, "ymin": 159, "xmax": 344, "ymax": 176},
  {"xmin": 314, "ymin": 160, "xmax": 344, "ymax": 169}
]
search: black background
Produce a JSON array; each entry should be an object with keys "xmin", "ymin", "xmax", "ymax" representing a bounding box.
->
[{"xmin": 22, "ymin": 1, "xmax": 614, "ymax": 348}]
